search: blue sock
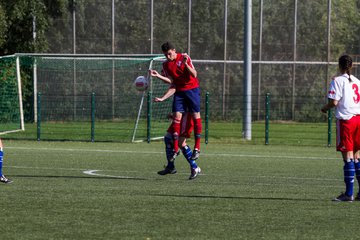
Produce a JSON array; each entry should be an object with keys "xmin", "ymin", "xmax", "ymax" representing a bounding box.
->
[
  {"xmin": 355, "ymin": 160, "xmax": 360, "ymax": 193},
  {"xmin": 164, "ymin": 136, "xmax": 174, "ymax": 169},
  {"xmin": 0, "ymin": 150, "xmax": 3, "ymax": 176},
  {"xmin": 181, "ymin": 145, "xmax": 197, "ymax": 169},
  {"xmin": 344, "ymin": 160, "xmax": 355, "ymax": 197}
]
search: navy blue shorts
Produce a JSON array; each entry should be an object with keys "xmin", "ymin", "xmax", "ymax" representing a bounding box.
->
[{"xmin": 172, "ymin": 87, "xmax": 201, "ymax": 113}]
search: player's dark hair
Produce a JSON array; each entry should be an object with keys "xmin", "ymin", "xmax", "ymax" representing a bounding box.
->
[
  {"xmin": 161, "ymin": 42, "xmax": 175, "ymax": 52},
  {"xmin": 339, "ymin": 55, "xmax": 353, "ymax": 82}
]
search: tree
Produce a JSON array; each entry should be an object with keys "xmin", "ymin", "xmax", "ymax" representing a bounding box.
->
[
  {"xmin": 0, "ymin": 0, "xmax": 48, "ymax": 55},
  {"xmin": 0, "ymin": 3, "xmax": 7, "ymax": 49},
  {"xmin": 44, "ymin": 0, "xmax": 73, "ymax": 53}
]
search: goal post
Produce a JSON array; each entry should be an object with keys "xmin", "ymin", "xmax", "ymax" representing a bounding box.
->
[
  {"xmin": 0, "ymin": 54, "xmax": 206, "ymax": 142},
  {"xmin": 12, "ymin": 54, "xmax": 173, "ymax": 142},
  {"xmin": 131, "ymin": 56, "xmax": 174, "ymax": 142},
  {"xmin": 0, "ymin": 55, "xmax": 25, "ymax": 135}
]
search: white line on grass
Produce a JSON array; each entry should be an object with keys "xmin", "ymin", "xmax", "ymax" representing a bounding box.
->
[
  {"xmin": 6, "ymin": 146, "xmax": 338, "ymax": 160},
  {"xmin": 9, "ymin": 165, "xmax": 140, "ymax": 174},
  {"xmin": 9, "ymin": 165, "xmax": 340, "ymax": 182},
  {"xmin": 81, "ymin": 169, "xmax": 344, "ymax": 189},
  {"xmin": 82, "ymin": 169, "xmax": 341, "ymax": 183},
  {"xmin": 83, "ymin": 170, "xmax": 139, "ymax": 179},
  {"xmin": 4, "ymin": 146, "xmax": 343, "ymax": 184},
  {"xmin": 9, "ymin": 165, "xmax": 87, "ymax": 171},
  {"xmin": 8, "ymin": 165, "xmax": 344, "ymax": 188}
]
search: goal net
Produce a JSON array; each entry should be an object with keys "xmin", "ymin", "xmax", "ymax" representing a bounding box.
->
[
  {"xmin": 0, "ymin": 56, "xmax": 25, "ymax": 135},
  {"xmin": 20, "ymin": 54, "xmax": 172, "ymax": 142},
  {"xmin": 132, "ymin": 57, "xmax": 174, "ymax": 142}
]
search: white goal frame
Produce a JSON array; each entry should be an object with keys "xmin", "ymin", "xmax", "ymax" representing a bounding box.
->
[{"xmin": 0, "ymin": 55, "xmax": 25, "ymax": 135}]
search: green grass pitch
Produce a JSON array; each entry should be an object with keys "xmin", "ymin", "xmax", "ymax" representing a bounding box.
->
[{"xmin": 1, "ymin": 140, "xmax": 359, "ymax": 239}]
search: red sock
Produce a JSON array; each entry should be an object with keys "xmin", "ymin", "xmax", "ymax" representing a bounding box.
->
[
  {"xmin": 194, "ymin": 118, "xmax": 202, "ymax": 150},
  {"xmin": 172, "ymin": 118, "xmax": 181, "ymax": 152}
]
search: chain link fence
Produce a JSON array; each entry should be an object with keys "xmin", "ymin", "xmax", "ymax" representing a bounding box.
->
[{"xmin": 3, "ymin": 0, "xmax": 360, "ymax": 143}]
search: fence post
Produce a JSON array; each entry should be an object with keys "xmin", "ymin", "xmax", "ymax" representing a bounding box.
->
[
  {"xmin": 91, "ymin": 92, "xmax": 95, "ymax": 142},
  {"xmin": 265, "ymin": 93, "xmax": 270, "ymax": 145},
  {"xmin": 205, "ymin": 91, "xmax": 209, "ymax": 144},
  {"xmin": 327, "ymin": 108, "xmax": 332, "ymax": 147},
  {"xmin": 37, "ymin": 92, "xmax": 41, "ymax": 141},
  {"xmin": 147, "ymin": 91, "xmax": 152, "ymax": 143}
]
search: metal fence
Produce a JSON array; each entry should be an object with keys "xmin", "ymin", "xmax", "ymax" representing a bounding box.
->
[
  {"xmin": 6, "ymin": 0, "xmax": 357, "ymax": 142},
  {"xmin": 41, "ymin": 0, "xmax": 360, "ymax": 123}
]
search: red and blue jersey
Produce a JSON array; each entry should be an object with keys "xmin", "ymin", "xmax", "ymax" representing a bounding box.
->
[{"xmin": 162, "ymin": 53, "xmax": 199, "ymax": 91}]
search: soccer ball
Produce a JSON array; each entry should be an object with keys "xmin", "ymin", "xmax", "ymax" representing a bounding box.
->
[{"xmin": 134, "ymin": 76, "xmax": 148, "ymax": 91}]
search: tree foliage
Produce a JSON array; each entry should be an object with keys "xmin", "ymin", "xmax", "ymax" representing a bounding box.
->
[
  {"xmin": 0, "ymin": 3, "xmax": 7, "ymax": 48},
  {"xmin": 0, "ymin": 0, "xmax": 48, "ymax": 54}
]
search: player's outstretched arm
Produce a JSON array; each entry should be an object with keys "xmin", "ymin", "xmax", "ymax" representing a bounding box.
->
[
  {"xmin": 154, "ymin": 87, "xmax": 176, "ymax": 102},
  {"xmin": 149, "ymin": 69, "xmax": 172, "ymax": 84}
]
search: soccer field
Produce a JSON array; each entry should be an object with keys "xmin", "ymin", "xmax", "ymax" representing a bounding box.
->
[{"xmin": 1, "ymin": 140, "xmax": 359, "ymax": 239}]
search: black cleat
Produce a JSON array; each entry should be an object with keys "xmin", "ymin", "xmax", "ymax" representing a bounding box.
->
[
  {"xmin": 191, "ymin": 149, "xmax": 200, "ymax": 160},
  {"xmin": 157, "ymin": 167, "xmax": 177, "ymax": 175},
  {"xmin": 333, "ymin": 193, "xmax": 354, "ymax": 202}
]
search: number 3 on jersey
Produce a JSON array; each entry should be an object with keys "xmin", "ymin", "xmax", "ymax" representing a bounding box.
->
[{"xmin": 353, "ymin": 83, "xmax": 360, "ymax": 104}]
